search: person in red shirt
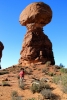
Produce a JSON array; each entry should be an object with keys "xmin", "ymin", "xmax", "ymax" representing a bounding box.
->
[{"xmin": 19, "ymin": 68, "xmax": 25, "ymax": 85}]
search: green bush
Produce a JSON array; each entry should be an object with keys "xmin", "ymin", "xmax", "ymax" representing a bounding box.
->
[
  {"xmin": 31, "ymin": 80, "xmax": 50, "ymax": 93},
  {"xmin": 53, "ymin": 74, "xmax": 67, "ymax": 94},
  {"xmin": 52, "ymin": 75, "xmax": 61, "ymax": 84},
  {"xmin": 60, "ymin": 68, "xmax": 67, "ymax": 73},
  {"xmin": 31, "ymin": 82, "xmax": 41, "ymax": 93},
  {"xmin": 61, "ymin": 75, "xmax": 67, "ymax": 85}
]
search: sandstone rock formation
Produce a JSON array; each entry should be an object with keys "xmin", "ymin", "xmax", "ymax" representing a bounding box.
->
[
  {"xmin": 0, "ymin": 41, "xmax": 4, "ymax": 69},
  {"xmin": 19, "ymin": 2, "xmax": 55, "ymax": 66},
  {"xmin": 0, "ymin": 41, "xmax": 4, "ymax": 60}
]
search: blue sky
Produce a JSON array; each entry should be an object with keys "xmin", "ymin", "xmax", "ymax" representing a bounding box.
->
[{"xmin": 0, "ymin": 0, "xmax": 67, "ymax": 69}]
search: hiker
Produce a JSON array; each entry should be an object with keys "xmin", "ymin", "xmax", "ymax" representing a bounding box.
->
[{"xmin": 19, "ymin": 68, "xmax": 25, "ymax": 85}]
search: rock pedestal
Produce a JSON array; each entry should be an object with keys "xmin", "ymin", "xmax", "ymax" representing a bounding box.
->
[{"xmin": 19, "ymin": 2, "xmax": 55, "ymax": 66}]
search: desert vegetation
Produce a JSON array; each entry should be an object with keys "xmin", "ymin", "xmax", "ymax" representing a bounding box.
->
[{"xmin": 11, "ymin": 91, "xmax": 22, "ymax": 100}]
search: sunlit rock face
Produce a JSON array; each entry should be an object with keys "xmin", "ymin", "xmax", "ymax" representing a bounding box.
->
[{"xmin": 19, "ymin": 2, "xmax": 55, "ymax": 66}]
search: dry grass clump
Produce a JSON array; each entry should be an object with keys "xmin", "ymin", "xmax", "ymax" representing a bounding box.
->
[
  {"xmin": 2, "ymin": 81, "xmax": 11, "ymax": 86},
  {"xmin": 41, "ymin": 88, "xmax": 61, "ymax": 100},
  {"xmin": 11, "ymin": 91, "xmax": 22, "ymax": 100},
  {"xmin": 31, "ymin": 79, "xmax": 51, "ymax": 93},
  {"xmin": 53, "ymin": 74, "xmax": 67, "ymax": 94}
]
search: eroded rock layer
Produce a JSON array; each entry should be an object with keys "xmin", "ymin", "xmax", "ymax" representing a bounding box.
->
[{"xmin": 19, "ymin": 26, "xmax": 55, "ymax": 66}]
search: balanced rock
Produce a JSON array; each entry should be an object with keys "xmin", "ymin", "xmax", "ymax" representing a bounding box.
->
[
  {"xmin": 19, "ymin": 2, "xmax": 55, "ymax": 66},
  {"xmin": 19, "ymin": 2, "xmax": 52, "ymax": 26}
]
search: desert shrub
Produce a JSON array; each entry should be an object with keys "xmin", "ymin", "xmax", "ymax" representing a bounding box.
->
[
  {"xmin": 48, "ymin": 72, "xmax": 55, "ymax": 76},
  {"xmin": 31, "ymin": 80, "xmax": 50, "ymax": 93},
  {"xmin": 41, "ymin": 89, "xmax": 53, "ymax": 99},
  {"xmin": 2, "ymin": 81, "xmax": 10, "ymax": 86},
  {"xmin": 40, "ymin": 77, "xmax": 50, "ymax": 82},
  {"xmin": 61, "ymin": 75, "xmax": 67, "ymax": 85},
  {"xmin": 53, "ymin": 74, "xmax": 67, "ymax": 85},
  {"xmin": 0, "ymin": 71, "xmax": 9, "ymax": 75},
  {"xmin": 41, "ymin": 89, "xmax": 61, "ymax": 100},
  {"xmin": 37, "ymin": 95, "xmax": 43, "ymax": 100},
  {"xmin": 11, "ymin": 91, "xmax": 22, "ymax": 100},
  {"xmin": 45, "ymin": 61, "xmax": 51, "ymax": 67},
  {"xmin": 12, "ymin": 96, "xmax": 22, "ymax": 100},
  {"xmin": 11, "ymin": 91, "xmax": 18, "ymax": 97},
  {"xmin": 26, "ymin": 98, "xmax": 36, "ymax": 100},
  {"xmin": 53, "ymin": 74, "xmax": 67, "ymax": 94},
  {"xmin": 52, "ymin": 75, "xmax": 61, "ymax": 84},
  {"xmin": 60, "ymin": 68, "xmax": 67, "ymax": 73},
  {"xmin": 62, "ymin": 86, "xmax": 67, "ymax": 94},
  {"xmin": 40, "ymin": 80, "xmax": 50, "ymax": 89},
  {"xmin": 60, "ymin": 75, "xmax": 67, "ymax": 93},
  {"xmin": 31, "ymin": 82, "xmax": 41, "ymax": 93}
]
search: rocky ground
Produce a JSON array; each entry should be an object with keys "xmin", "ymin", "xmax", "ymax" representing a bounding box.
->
[{"xmin": 0, "ymin": 64, "xmax": 67, "ymax": 100}]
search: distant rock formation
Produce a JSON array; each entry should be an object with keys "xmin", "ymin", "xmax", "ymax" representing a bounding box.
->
[
  {"xmin": 19, "ymin": 2, "xmax": 55, "ymax": 66},
  {"xmin": 0, "ymin": 41, "xmax": 4, "ymax": 69},
  {"xmin": 0, "ymin": 41, "xmax": 4, "ymax": 59}
]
